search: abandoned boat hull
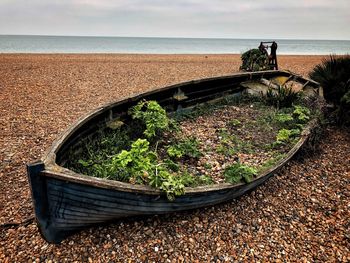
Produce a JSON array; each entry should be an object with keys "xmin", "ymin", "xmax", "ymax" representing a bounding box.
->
[
  {"xmin": 27, "ymin": 159, "xmax": 282, "ymax": 243},
  {"xmin": 27, "ymin": 70, "xmax": 321, "ymax": 243}
]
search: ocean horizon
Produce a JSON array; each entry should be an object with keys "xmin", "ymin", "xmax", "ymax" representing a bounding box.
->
[{"xmin": 0, "ymin": 35, "xmax": 349, "ymax": 55}]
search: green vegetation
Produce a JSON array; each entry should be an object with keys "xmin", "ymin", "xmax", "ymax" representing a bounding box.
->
[
  {"xmin": 240, "ymin": 49, "xmax": 269, "ymax": 71},
  {"xmin": 217, "ymin": 128, "xmax": 254, "ymax": 155},
  {"xmin": 71, "ymin": 128, "xmax": 131, "ymax": 179},
  {"xmin": 148, "ymin": 170, "xmax": 185, "ymax": 201},
  {"xmin": 216, "ymin": 128, "xmax": 236, "ymax": 156},
  {"xmin": 257, "ymin": 153, "xmax": 286, "ymax": 173},
  {"xmin": 275, "ymin": 113, "xmax": 294, "ymax": 124},
  {"xmin": 293, "ymin": 105, "xmax": 310, "ymax": 123},
  {"xmin": 67, "ymin": 100, "xmax": 213, "ymax": 201},
  {"xmin": 224, "ymin": 163, "xmax": 258, "ymax": 184},
  {"xmin": 276, "ymin": 129, "xmax": 300, "ymax": 144},
  {"xmin": 273, "ymin": 105, "xmax": 310, "ymax": 144},
  {"xmin": 110, "ymin": 139, "xmax": 157, "ymax": 184},
  {"xmin": 216, "ymin": 103, "xmax": 311, "ymax": 159},
  {"xmin": 163, "ymin": 158, "xmax": 179, "ymax": 172},
  {"xmin": 129, "ymin": 100, "xmax": 169, "ymax": 138},
  {"xmin": 309, "ymin": 55, "xmax": 350, "ymax": 125},
  {"xmin": 203, "ymin": 163, "xmax": 212, "ymax": 170},
  {"xmin": 264, "ymin": 85, "xmax": 301, "ymax": 109},
  {"xmin": 67, "ymin": 94, "xmax": 316, "ymax": 200},
  {"xmin": 167, "ymin": 137, "xmax": 202, "ymax": 159},
  {"xmin": 228, "ymin": 119, "xmax": 242, "ymax": 128}
]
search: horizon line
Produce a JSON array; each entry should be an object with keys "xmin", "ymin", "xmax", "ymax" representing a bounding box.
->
[{"xmin": 1, "ymin": 34, "xmax": 349, "ymax": 42}]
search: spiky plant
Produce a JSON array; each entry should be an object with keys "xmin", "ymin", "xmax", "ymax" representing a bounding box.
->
[
  {"xmin": 309, "ymin": 55, "xmax": 350, "ymax": 125},
  {"xmin": 264, "ymin": 85, "xmax": 301, "ymax": 109},
  {"xmin": 309, "ymin": 55, "xmax": 350, "ymax": 104}
]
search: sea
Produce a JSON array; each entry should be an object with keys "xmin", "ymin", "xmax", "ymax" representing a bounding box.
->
[{"xmin": 0, "ymin": 35, "xmax": 349, "ymax": 55}]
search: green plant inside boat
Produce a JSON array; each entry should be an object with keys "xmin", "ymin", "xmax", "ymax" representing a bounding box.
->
[{"xmin": 66, "ymin": 90, "xmax": 318, "ymax": 200}]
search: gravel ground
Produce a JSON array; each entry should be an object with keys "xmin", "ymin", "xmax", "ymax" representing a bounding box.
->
[
  {"xmin": 1, "ymin": 54, "xmax": 349, "ymax": 262},
  {"xmin": 173, "ymin": 104, "xmax": 292, "ymax": 183}
]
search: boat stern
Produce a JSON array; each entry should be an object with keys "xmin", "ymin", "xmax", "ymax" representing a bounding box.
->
[{"xmin": 27, "ymin": 161, "xmax": 71, "ymax": 243}]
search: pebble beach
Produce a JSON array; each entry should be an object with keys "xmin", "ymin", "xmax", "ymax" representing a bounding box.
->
[{"xmin": 0, "ymin": 54, "xmax": 349, "ymax": 262}]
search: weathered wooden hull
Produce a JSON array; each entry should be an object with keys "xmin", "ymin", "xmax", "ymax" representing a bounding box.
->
[
  {"xmin": 27, "ymin": 70, "xmax": 322, "ymax": 243},
  {"xmin": 28, "ymin": 163, "xmax": 277, "ymax": 243}
]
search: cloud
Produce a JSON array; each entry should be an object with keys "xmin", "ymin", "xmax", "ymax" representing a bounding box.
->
[{"xmin": 0, "ymin": 0, "xmax": 349, "ymax": 39}]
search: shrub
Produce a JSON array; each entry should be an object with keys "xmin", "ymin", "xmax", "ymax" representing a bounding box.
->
[
  {"xmin": 110, "ymin": 139, "xmax": 157, "ymax": 184},
  {"xmin": 129, "ymin": 100, "xmax": 169, "ymax": 138},
  {"xmin": 276, "ymin": 128, "xmax": 300, "ymax": 144},
  {"xmin": 148, "ymin": 169, "xmax": 212, "ymax": 201},
  {"xmin": 167, "ymin": 145, "xmax": 184, "ymax": 158},
  {"xmin": 293, "ymin": 105, "xmax": 310, "ymax": 123},
  {"xmin": 110, "ymin": 138, "xmax": 195, "ymax": 200},
  {"xmin": 309, "ymin": 55, "xmax": 350, "ymax": 125},
  {"xmin": 275, "ymin": 113, "xmax": 294, "ymax": 124},
  {"xmin": 71, "ymin": 128, "xmax": 131, "ymax": 177},
  {"xmin": 224, "ymin": 163, "xmax": 258, "ymax": 184},
  {"xmin": 149, "ymin": 170, "xmax": 185, "ymax": 201},
  {"xmin": 240, "ymin": 49, "xmax": 269, "ymax": 71}
]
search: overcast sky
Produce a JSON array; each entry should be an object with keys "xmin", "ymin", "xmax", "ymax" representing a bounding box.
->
[{"xmin": 0, "ymin": 0, "xmax": 349, "ymax": 40}]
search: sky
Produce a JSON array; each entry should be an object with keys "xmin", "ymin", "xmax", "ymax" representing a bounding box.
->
[{"xmin": 0, "ymin": 0, "xmax": 349, "ymax": 40}]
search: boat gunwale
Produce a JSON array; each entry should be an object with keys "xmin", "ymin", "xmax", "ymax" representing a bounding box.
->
[
  {"xmin": 41, "ymin": 124, "xmax": 312, "ymax": 195},
  {"xmin": 39, "ymin": 70, "xmax": 320, "ymax": 195}
]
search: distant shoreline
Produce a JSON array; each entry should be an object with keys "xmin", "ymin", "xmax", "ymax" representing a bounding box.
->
[
  {"xmin": 1, "ymin": 35, "xmax": 349, "ymax": 55},
  {"xmin": 0, "ymin": 52, "xmax": 345, "ymax": 56},
  {"xmin": 1, "ymin": 34, "xmax": 349, "ymax": 41},
  {"xmin": 0, "ymin": 53, "xmax": 332, "ymax": 56}
]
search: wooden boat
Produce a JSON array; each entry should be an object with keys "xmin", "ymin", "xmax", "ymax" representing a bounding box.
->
[{"xmin": 27, "ymin": 70, "xmax": 322, "ymax": 243}]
